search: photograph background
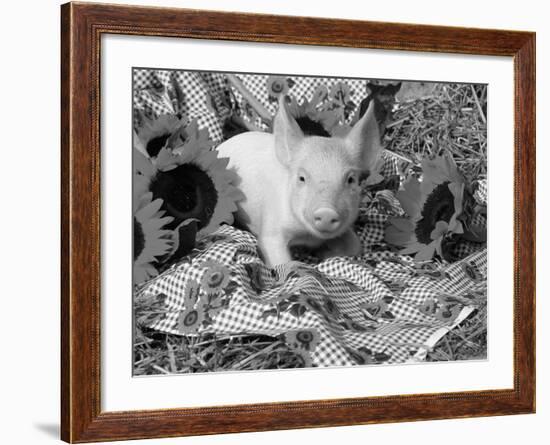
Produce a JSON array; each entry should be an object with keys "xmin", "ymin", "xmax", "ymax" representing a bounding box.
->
[{"xmin": 1, "ymin": 0, "xmax": 547, "ymax": 444}]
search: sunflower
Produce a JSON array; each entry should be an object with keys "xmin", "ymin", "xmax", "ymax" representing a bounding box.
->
[
  {"xmin": 283, "ymin": 329, "xmax": 320, "ymax": 352},
  {"xmin": 133, "ymin": 193, "xmax": 174, "ymax": 285},
  {"xmin": 285, "ymin": 86, "xmax": 352, "ymax": 137},
  {"xmin": 134, "ymin": 119, "xmax": 244, "ymax": 238},
  {"xmin": 266, "ymin": 75, "xmax": 293, "ymax": 101},
  {"xmin": 133, "ymin": 70, "xmax": 187, "ymax": 150},
  {"xmin": 385, "ymin": 154, "xmax": 467, "ymax": 261},
  {"xmin": 286, "ymin": 86, "xmax": 331, "ymax": 137},
  {"xmin": 200, "ymin": 261, "xmax": 231, "ymax": 296},
  {"xmin": 418, "ymin": 299, "xmax": 438, "ymax": 317},
  {"xmin": 176, "ymin": 303, "xmax": 205, "ymax": 335},
  {"xmin": 135, "ymin": 114, "xmax": 187, "ymax": 159}
]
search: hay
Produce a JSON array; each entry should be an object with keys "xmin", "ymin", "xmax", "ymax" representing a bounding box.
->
[{"xmin": 385, "ymin": 83, "xmax": 487, "ymax": 181}]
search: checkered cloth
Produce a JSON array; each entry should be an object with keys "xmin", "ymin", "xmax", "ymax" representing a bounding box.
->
[
  {"xmin": 134, "ymin": 69, "xmax": 487, "ymax": 368},
  {"xmin": 232, "ymin": 74, "xmax": 366, "ymax": 130},
  {"xmin": 134, "ymin": 69, "xmax": 230, "ymax": 142},
  {"xmin": 138, "ymin": 209, "xmax": 486, "ymax": 367},
  {"xmin": 133, "ymin": 70, "xmax": 369, "ymax": 142}
]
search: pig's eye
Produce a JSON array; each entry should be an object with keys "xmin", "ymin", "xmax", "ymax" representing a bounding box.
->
[
  {"xmin": 298, "ymin": 175, "xmax": 306, "ymax": 183},
  {"xmin": 347, "ymin": 174, "xmax": 357, "ymax": 186}
]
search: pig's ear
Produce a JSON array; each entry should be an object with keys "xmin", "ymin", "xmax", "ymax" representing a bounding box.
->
[
  {"xmin": 345, "ymin": 100, "xmax": 382, "ymax": 174},
  {"xmin": 273, "ymin": 96, "xmax": 304, "ymax": 166}
]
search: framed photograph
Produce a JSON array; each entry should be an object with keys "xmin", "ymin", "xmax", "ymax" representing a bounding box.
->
[{"xmin": 61, "ymin": 2, "xmax": 535, "ymax": 442}]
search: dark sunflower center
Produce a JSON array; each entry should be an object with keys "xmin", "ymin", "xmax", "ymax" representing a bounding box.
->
[
  {"xmin": 149, "ymin": 163, "xmax": 218, "ymax": 230},
  {"xmin": 296, "ymin": 331, "xmax": 313, "ymax": 343},
  {"xmin": 184, "ymin": 310, "xmax": 199, "ymax": 326},
  {"xmin": 133, "ymin": 217, "xmax": 145, "ymax": 261},
  {"xmin": 271, "ymin": 81, "xmax": 284, "ymax": 93},
  {"xmin": 415, "ymin": 181, "xmax": 455, "ymax": 244},
  {"xmin": 295, "ymin": 116, "xmax": 331, "ymax": 137},
  {"xmin": 146, "ymin": 133, "xmax": 171, "ymax": 158},
  {"xmin": 207, "ymin": 271, "xmax": 224, "ymax": 287}
]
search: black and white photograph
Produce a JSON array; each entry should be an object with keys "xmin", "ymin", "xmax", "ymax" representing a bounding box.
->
[{"xmin": 133, "ymin": 69, "xmax": 488, "ymax": 375}]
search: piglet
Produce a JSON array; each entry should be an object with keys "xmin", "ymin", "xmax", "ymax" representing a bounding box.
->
[{"xmin": 216, "ymin": 97, "xmax": 382, "ymax": 266}]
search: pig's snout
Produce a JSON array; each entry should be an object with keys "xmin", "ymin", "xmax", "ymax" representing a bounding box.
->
[{"xmin": 313, "ymin": 207, "xmax": 341, "ymax": 233}]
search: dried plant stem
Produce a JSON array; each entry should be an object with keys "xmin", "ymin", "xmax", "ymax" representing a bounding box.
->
[
  {"xmin": 231, "ymin": 342, "xmax": 280, "ymax": 370},
  {"xmin": 470, "ymin": 85, "xmax": 487, "ymax": 124}
]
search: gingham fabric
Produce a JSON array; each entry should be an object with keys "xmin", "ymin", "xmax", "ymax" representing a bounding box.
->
[
  {"xmin": 233, "ymin": 74, "xmax": 366, "ymax": 130},
  {"xmin": 138, "ymin": 209, "xmax": 486, "ymax": 367},
  {"xmin": 134, "ymin": 69, "xmax": 487, "ymax": 368},
  {"xmin": 134, "ymin": 69, "xmax": 230, "ymax": 142},
  {"xmin": 133, "ymin": 70, "xmax": 370, "ymax": 143}
]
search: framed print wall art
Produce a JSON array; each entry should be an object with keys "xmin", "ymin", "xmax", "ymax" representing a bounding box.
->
[{"xmin": 60, "ymin": 2, "xmax": 536, "ymax": 442}]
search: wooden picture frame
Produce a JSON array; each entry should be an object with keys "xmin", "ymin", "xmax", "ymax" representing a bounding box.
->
[{"xmin": 61, "ymin": 2, "xmax": 535, "ymax": 442}]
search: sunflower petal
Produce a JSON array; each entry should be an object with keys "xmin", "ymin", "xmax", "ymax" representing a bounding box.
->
[
  {"xmin": 385, "ymin": 225, "xmax": 415, "ymax": 246},
  {"xmin": 198, "ymin": 151, "xmax": 220, "ymax": 169},
  {"xmin": 133, "ymin": 177, "xmax": 151, "ymax": 211},
  {"xmin": 137, "ymin": 114, "xmax": 182, "ymax": 141},
  {"xmin": 414, "ymin": 242, "xmax": 437, "ymax": 261},
  {"xmin": 155, "ymin": 147, "xmax": 178, "ymax": 171},
  {"xmin": 396, "ymin": 177, "xmax": 422, "ymax": 217},
  {"xmin": 400, "ymin": 241, "xmax": 424, "ymax": 255},
  {"xmin": 422, "ymin": 154, "xmax": 457, "ymax": 183},
  {"xmin": 134, "ymin": 262, "xmax": 158, "ymax": 284},
  {"xmin": 442, "ymin": 153, "xmax": 463, "ymax": 183},
  {"xmin": 134, "ymin": 148, "xmax": 155, "ymax": 177},
  {"xmin": 388, "ymin": 217, "xmax": 414, "ymax": 232},
  {"xmin": 134, "ymin": 190, "xmax": 153, "ymax": 213},
  {"xmin": 135, "ymin": 197, "xmax": 164, "ymax": 220},
  {"xmin": 133, "ymin": 130, "xmax": 149, "ymax": 158},
  {"xmin": 449, "ymin": 181, "xmax": 465, "ymax": 215}
]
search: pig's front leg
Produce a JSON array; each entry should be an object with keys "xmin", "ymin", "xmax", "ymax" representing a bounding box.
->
[
  {"xmin": 258, "ymin": 234, "xmax": 292, "ymax": 267},
  {"xmin": 320, "ymin": 229, "xmax": 362, "ymax": 260}
]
